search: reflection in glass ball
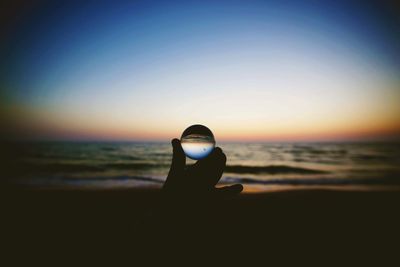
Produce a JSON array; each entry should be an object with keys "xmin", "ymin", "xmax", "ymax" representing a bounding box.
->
[{"xmin": 180, "ymin": 124, "xmax": 216, "ymax": 160}]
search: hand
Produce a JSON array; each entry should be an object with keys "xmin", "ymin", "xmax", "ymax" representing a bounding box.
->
[{"xmin": 163, "ymin": 138, "xmax": 243, "ymax": 199}]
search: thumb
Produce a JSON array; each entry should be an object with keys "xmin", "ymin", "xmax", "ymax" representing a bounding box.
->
[{"xmin": 168, "ymin": 138, "xmax": 186, "ymax": 176}]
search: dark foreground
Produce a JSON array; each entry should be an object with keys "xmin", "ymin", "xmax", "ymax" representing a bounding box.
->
[{"xmin": 2, "ymin": 187, "xmax": 400, "ymax": 264}]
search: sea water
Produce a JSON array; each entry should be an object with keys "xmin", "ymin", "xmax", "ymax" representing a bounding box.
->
[{"xmin": 10, "ymin": 141, "xmax": 400, "ymax": 192}]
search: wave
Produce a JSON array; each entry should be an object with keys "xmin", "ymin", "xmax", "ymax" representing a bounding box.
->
[
  {"xmin": 101, "ymin": 146, "xmax": 117, "ymax": 151},
  {"xmin": 15, "ymin": 175, "xmax": 165, "ymax": 187},
  {"xmin": 18, "ymin": 162, "xmax": 166, "ymax": 173},
  {"xmin": 62, "ymin": 175, "xmax": 164, "ymax": 183},
  {"xmin": 102, "ymin": 163, "xmax": 164, "ymax": 170},
  {"xmin": 20, "ymin": 163, "xmax": 105, "ymax": 173},
  {"xmin": 17, "ymin": 174, "xmax": 400, "ymax": 188},
  {"xmin": 225, "ymin": 165, "xmax": 327, "ymax": 174},
  {"xmin": 223, "ymin": 176, "xmax": 400, "ymax": 186},
  {"xmin": 19, "ymin": 162, "xmax": 327, "ymax": 175}
]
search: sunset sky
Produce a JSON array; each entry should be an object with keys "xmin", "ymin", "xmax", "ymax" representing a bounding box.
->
[{"xmin": 1, "ymin": 0, "xmax": 399, "ymax": 141}]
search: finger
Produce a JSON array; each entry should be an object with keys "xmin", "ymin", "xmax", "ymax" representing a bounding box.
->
[
  {"xmin": 215, "ymin": 184, "xmax": 243, "ymax": 197},
  {"xmin": 208, "ymin": 147, "xmax": 226, "ymax": 185},
  {"xmin": 191, "ymin": 147, "xmax": 226, "ymax": 188},
  {"xmin": 168, "ymin": 138, "xmax": 186, "ymax": 176},
  {"xmin": 194, "ymin": 147, "xmax": 224, "ymax": 167}
]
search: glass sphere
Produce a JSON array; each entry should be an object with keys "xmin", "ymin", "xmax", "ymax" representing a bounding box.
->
[{"xmin": 180, "ymin": 124, "xmax": 216, "ymax": 160}]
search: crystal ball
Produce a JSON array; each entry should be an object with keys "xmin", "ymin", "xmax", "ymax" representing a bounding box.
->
[{"xmin": 180, "ymin": 124, "xmax": 216, "ymax": 160}]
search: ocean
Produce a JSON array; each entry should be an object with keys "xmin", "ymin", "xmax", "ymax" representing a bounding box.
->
[{"xmin": 11, "ymin": 142, "xmax": 400, "ymax": 192}]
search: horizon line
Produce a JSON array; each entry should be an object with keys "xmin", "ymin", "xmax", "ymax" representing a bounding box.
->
[{"xmin": 3, "ymin": 137, "xmax": 400, "ymax": 143}]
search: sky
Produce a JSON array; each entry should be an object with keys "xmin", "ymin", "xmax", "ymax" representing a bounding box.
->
[{"xmin": 1, "ymin": 0, "xmax": 399, "ymax": 141}]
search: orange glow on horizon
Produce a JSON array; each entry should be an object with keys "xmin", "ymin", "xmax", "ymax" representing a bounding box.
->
[
  {"xmin": 6, "ymin": 110, "xmax": 399, "ymax": 142},
  {"xmin": 2, "ymin": 87, "xmax": 399, "ymax": 142}
]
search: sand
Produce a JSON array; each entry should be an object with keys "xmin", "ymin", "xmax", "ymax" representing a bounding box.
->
[{"xmin": 2, "ymin": 186, "xmax": 400, "ymax": 264}]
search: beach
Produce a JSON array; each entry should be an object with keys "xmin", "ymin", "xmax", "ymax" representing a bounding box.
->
[
  {"xmin": 3, "ymin": 0, "xmax": 399, "ymax": 264},
  {"xmin": 2, "ymin": 186, "xmax": 400, "ymax": 263},
  {"xmin": 2, "ymin": 141, "xmax": 400, "ymax": 263}
]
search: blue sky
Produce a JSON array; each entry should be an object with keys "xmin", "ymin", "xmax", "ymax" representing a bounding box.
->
[{"xmin": 1, "ymin": 0, "xmax": 399, "ymax": 140}]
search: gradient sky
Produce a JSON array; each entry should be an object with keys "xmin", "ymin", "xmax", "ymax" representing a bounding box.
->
[{"xmin": 1, "ymin": 0, "xmax": 399, "ymax": 141}]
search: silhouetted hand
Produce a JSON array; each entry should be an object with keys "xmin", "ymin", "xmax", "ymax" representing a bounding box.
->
[
  {"xmin": 137, "ymin": 139, "xmax": 243, "ymax": 236},
  {"xmin": 163, "ymin": 138, "xmax": 243, "ymax": 199}
]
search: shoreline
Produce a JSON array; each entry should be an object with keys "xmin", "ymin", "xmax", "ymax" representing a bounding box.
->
[{"xmin": 6, "ymin": 181, "xmax": 400, "ymax": 193}]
